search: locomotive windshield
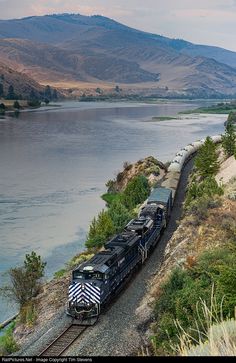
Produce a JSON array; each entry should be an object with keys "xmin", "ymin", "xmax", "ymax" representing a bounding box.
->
[{"xmin": 73, "ymin": 271, "xmax": 103, "ymax": 280}]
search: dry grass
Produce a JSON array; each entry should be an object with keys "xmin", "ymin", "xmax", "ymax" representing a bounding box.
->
[
  {"xmin": 175, "ymin": 291, "xmax": 236, "ymax": 356},
  {"xmin": 0, "ymin": 99, "xmax": 28, "ymax": 106}
]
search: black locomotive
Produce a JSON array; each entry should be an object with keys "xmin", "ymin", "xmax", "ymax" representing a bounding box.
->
[{"xmin": 66, "ymin": 187, "xmax": 172, "ymax": 324}]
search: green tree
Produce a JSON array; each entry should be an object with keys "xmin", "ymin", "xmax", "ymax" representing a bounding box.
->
[
  {"xmin": 108, "ymin": 200, "xmax": 133, "ymax": 232},
  {"xmin": 24, "ymin": 251, "xmax": 46, "ymax": 281},
  {"xmin": 227, "ymin": 111, "xmax": 236, "ymax": 124},
  {"xmin": 185, "ymin": 176, "xmax": 223, "ymax": 207},
  {"xmin": 221, "ymin": 121, "xmax": 236, "ymax": 158},
  {"xmin": 29, "ymin": 89, "xmax": 38, "ymax": 101},
  {"xmin": 6, "ymin": 85, "xmax": 15, "ymax": 100},
  {"xmin": 123, "ymin": 175, "xmax": 150, "ymax": 210},
  {"xmin": 0, "ymin": 251, "xmax": 46, "ymax": 307},
  {"xmin": 194, "ymin": 136, "xmax": 220, "ymax": 178},
  {"xmin": 52, "ymin": 89, "xmax": 58, "ymax": 100},
  {"xmin": 45, "ymin": 85, "xmax": 52, "ymax": 101},
  {"xmin": 13, "ymin": 100, "xmax": 20, "ymax": 109},
  {"xmin": 0, "ymin": 83, "xmax": 3, "ymax": 97},
  {"xmin": 85, "ymin": 210, "xmax": 115, "ymax": 249}
]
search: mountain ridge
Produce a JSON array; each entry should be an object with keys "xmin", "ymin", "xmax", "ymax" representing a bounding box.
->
[{"xmin": 0, "ymin": 13, "xmax": 236, "ymax": 96}]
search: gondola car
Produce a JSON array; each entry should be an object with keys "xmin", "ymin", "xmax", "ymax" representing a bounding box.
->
[{"xmin": 66, "ymin": 187, "xmax": 172, "ymax": 324}]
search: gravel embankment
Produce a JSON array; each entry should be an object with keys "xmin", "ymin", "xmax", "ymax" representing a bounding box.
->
[{"xmin": 18, "ymin": 159, "xmax": 194, "ymax": 357}]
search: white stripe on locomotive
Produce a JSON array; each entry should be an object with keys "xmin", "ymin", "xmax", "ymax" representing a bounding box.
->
[{"xmin": 69, "ymin": 283, "xmax": 100, "ymax": 303}]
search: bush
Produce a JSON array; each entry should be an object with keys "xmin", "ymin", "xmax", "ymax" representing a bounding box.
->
[
  {"xmin": 101, "ymin": 192, "xmax": 122, "ymax": 206},
  {"xmin": 67, "ymin": 252, "xmax": 94, "ymax": 269},
  {"xmin": 0, "ymin": 322, "xmax": 19, "ymax": 356},
  {"xmin": 27, "ymin": 100, "xmax": 41, "ymax": 107},
  {"xmin": 185, "ymin": 177, "xmax": 223, "ymax": 208},
  {"xmin": 152, "ymin": 244, "xmax": 236, "ymax": 355},
  {"xmin": 54, "ymin": 268, "xmax": 67, "ymax": 278}
]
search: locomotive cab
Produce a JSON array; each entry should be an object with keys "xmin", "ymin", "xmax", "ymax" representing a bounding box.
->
[{"xmin": 67, "ymin": 264, "xmax": 106, "ymax": 324}]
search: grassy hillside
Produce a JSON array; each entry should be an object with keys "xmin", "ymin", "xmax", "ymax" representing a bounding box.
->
[{"xmin": 147, "ymin": 143, "xmax": 236, "ymax": 356}]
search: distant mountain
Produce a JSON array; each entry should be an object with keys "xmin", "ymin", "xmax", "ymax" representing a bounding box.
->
[{"xmin": 0, "ymin": 14, "xmax": 236, "ymax": 96}]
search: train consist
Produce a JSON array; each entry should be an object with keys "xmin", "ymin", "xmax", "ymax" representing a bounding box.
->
[{"xmin": 66, "ymin": 135, "xmax": 222, "ymax": 324}]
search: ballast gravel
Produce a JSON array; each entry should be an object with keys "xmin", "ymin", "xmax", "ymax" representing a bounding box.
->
[{"xmin": 18, "ymin": 159, "xmax": 193, "ymax": 357}]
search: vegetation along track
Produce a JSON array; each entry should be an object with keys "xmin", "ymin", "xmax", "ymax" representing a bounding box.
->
[
  {"xmin": 39, "ymin": 324, "xmax": 87, "ymax": 356},
  {"xmin": 39, "ymin": 158, "xmax": 195, "ymax": 357}
]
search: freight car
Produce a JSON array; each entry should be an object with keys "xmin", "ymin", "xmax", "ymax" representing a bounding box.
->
[{"xmin": 66, "ymin": 135, "xmax": 222, "ymax": 324}]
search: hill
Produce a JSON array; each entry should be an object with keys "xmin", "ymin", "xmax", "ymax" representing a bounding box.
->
[
  {"xmin": 0, "ymin": 14, "xmax": 236, "ymax": 96},
  {"xmin": 0, "ymin": 61, "xmax": 45, "ymax": 100}
]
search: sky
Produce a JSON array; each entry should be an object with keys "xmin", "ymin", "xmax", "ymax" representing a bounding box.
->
[{"xmin": 0, "ymin": 0, "xmax": 236, "ymax": 51}]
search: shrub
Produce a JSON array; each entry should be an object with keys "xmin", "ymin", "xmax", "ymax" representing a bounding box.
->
[
  {"xmin": 185, "ymin": 177, "xmax": 223, "ymax": 208},
  {"xmin": 27, "ymin": 100, "xmax": 41, "ymax": 107},
  {"xmin": 152, "ymin": 244, "xmax": 236, "ymax": 354},
  {"xmin": 67, "ymin": 252, "xmax": 94, "ymax": 269},
  {"xmin": 0, "ymin": 322, "xmax": 19, "ymax": 356},
  {"xmin": 54, "ymin": 268, "xmax": 67, "ymax": 278}
]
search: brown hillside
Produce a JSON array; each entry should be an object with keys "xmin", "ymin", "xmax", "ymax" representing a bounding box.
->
[{"xmin": 0, "ymin": 61, "xmax": 45, "ymax": 99}]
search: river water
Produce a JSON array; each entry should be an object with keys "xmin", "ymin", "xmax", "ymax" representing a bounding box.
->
[{"xmin": 0, "ymin": 100, "xmax": 226, "ymax": 321}]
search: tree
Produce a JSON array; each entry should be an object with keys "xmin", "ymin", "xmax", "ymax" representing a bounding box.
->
[
  {"xmin": 45, "ymin": 85, "xmax": 52, "ymax": 101},
  {"xmin": 227, "ymin": 111, "xmax": 236, "ymax": 124},
  {"xmin": 222, "ymin": 122, "xmax": 236, "ymax": 158},
  {"xmin": 194, "ymin": 136, "xmax": 220, "ymax": 178},
  {"xmin": 185, "ymin": 176, "xmax": 224, "ymax": 207},
  {"xmin": 0, "ymin": 251, "xmax": 46, "ymax": 307},
  {"xmin": 52, "ymin": 89, "xmax": 58, "ymax": 101},
  {"xmin": 13, "ymin": 100, "xmax": 20, "ymax": 109},
  {"xmin": 24, "ymin": 251, "xmax": 46, "ymax": 281},
  {"xmin": 85, "ymin": 210, "xmax": 115, "ymax": 249},
  {"xmin": 108, "ymin": 200, "xmax": 133, "ymax": 232},
  {"xmin": 6, "ymin": 85, "xmax": 15, "ymax": 100},
  {"xmin": 0, "ymin": 83, "xmax": 3, "ymax": 97},
  {"xmin": 115, "ymin": 85, "xmax": 121, "ymax": 93},
  {"xmin": 122, "ymin": 175, "xmax": 150, "ymax": 210}
]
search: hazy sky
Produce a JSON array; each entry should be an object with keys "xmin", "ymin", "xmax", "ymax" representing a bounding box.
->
[{"xmin": 0, "ymin": 0, "xmax": 236, "ymax": 51}]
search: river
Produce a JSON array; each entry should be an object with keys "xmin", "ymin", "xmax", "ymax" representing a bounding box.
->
[{"xmin": 0, "ymin": 100, "xmax": 226, "ymax": 321}]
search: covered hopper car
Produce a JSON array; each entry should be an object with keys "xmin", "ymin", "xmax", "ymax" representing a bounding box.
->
[{"xmin": 66, "ymin": 135, "xmax": 222, "ymax": 324}]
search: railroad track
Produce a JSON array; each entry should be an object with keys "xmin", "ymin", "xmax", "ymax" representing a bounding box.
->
[{"xmin": 39, "ymin": 324, "xmax": 86, "ymax": 356}]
